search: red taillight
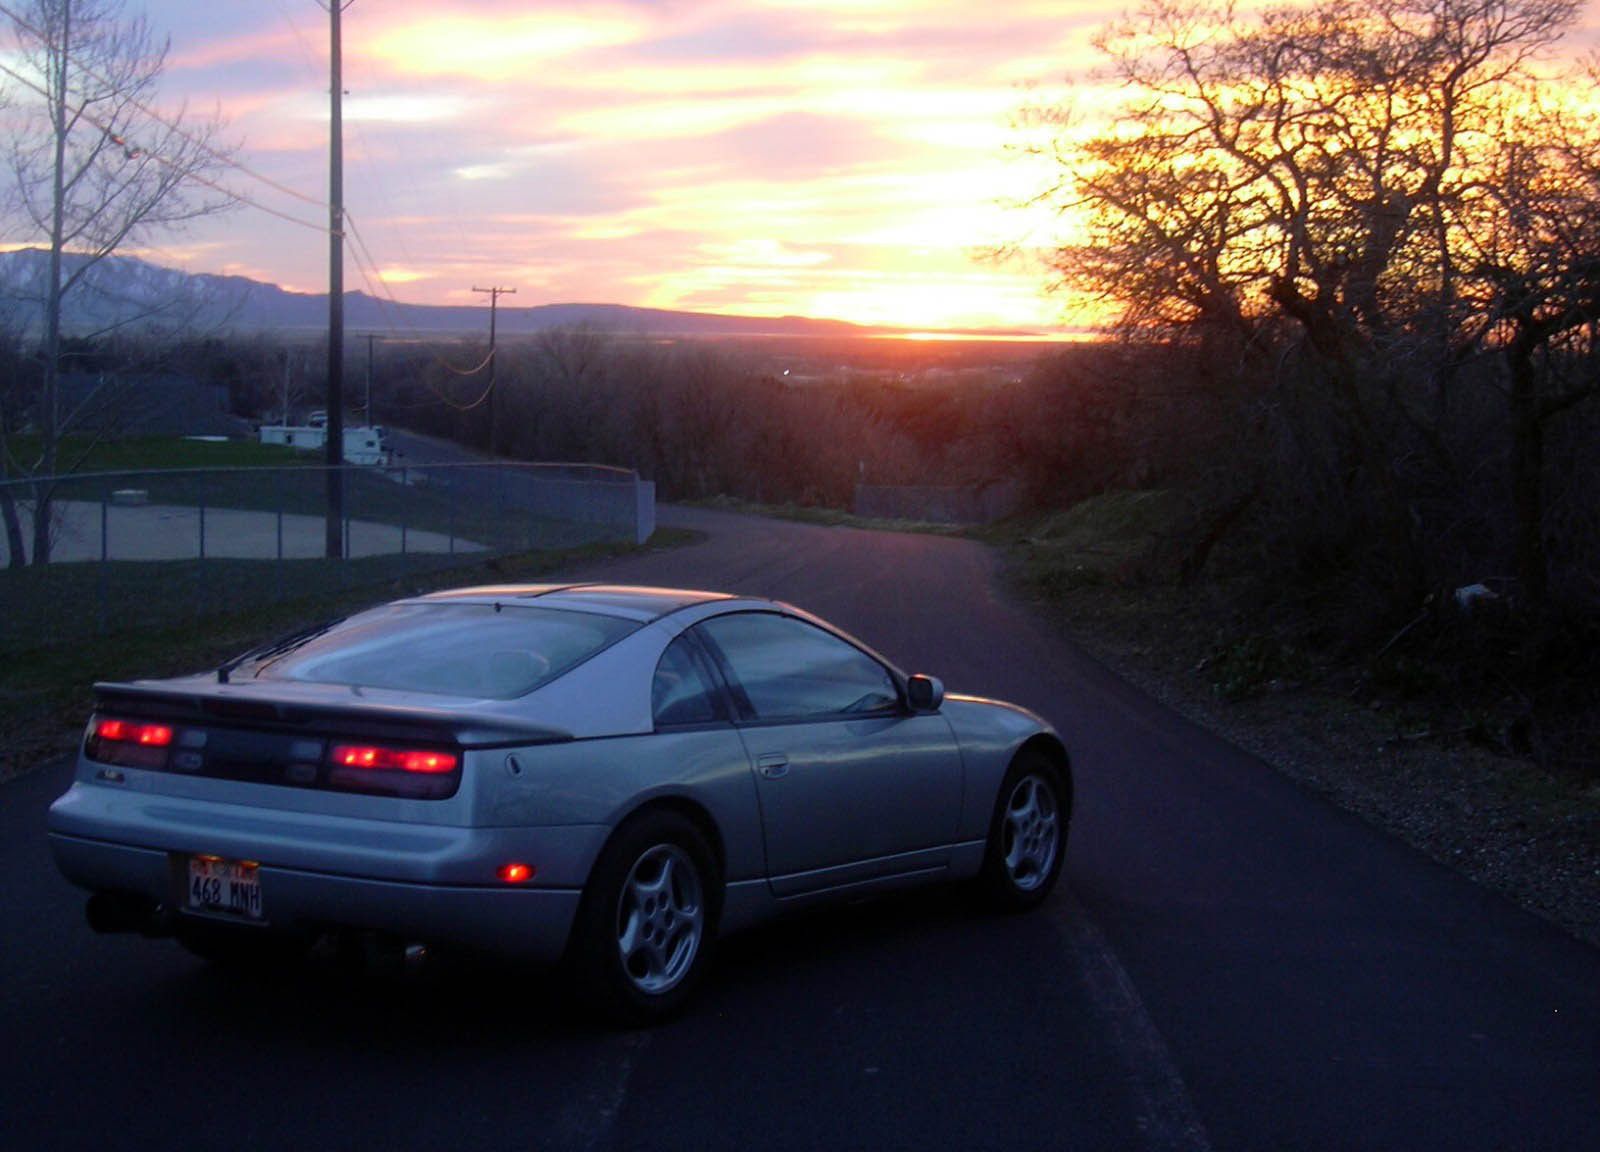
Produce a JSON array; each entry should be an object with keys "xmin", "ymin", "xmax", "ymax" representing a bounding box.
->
[
  {"xmin": 86, "ymin": 715, "xmax": 175, "ymax": 770},
  {"xmin": 326, "ymin": 741, "xmax": 461, "ymax": 800},
  {"xmin": 329, "ymin": 744, "xmax": 459, "ymax": 775},
  {"xmin": 93, "ymin": 718, "xmax": 173, "ymax": 746}
]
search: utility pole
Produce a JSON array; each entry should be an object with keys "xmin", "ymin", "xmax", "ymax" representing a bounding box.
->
[
  {"xmin": 323, "ymin": 0, "xmax": 353, "ymax": 559},
  {"xmin": 472, "ymin": 285, "xmax": 516, "ymax": 457},
  {"xmin": 282, "ymin": 350, "xmax": 294, "ymax": 424},
  {"xmin": 365, "ymin": 333, "xmax": 375, "ymax": 424}
]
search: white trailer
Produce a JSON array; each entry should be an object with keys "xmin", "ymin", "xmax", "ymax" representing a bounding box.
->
[{"xmin": 259, "ymin": 423, "xmax": 390, "ymax": 466}]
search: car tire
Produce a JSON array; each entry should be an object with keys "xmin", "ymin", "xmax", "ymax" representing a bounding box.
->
[
  {"xmin": 978, "ymin": 751, "xmax": 1068, "ymax": 911},
  {"xmin": 569, "ymin": 809, "xmax": 719, "ymax": 1026}
]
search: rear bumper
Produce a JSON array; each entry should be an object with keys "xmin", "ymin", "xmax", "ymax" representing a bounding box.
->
[
  {"xmin": 51, "ymin": 832, "xmax": 582, "ymax": 961},
  {"xmin": 47, "ymin": 780, "xmax": 605, "ymax": 962}
]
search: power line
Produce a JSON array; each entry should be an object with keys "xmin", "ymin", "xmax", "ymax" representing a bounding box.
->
[
  {"xmin": 343, "ymin": 210, "xmax": 506, "ymax": 412},
  {"xmin": 0, "ymin": 49, "xmax": 500, "ymax": 405},
  {"xmin": 345, "ymin": 210, "xmax": 508, "ymax": 381},
  {"xmin": 344, "ymin": 211, "xmax": 430, "ymax": 341},
  {"xmin": 1, "ymin": 1, "xmax": 510, "ymax": 419},
  {"xmin": 0, "ymin": 57, "xmax": 328, "ymax": 235},
  {"xmin": 264, "ymin": 0, "xmax": 325, "ymax": 86},
  {"xmin": 343, "ymin": 211, "xmax": 414, "ymax": 334},
  {"xmin": 0, "ymin": 0, "xmax": 329, "ymax": 212}
]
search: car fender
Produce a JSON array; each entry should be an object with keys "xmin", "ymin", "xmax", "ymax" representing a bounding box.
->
[{"xmin": 939, "ymin": 695, "xmax": 1067, "ymax": 842}]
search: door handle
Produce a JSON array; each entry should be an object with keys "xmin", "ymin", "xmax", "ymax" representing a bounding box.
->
[{"xmin": 756, "ymin": 754, "xmax": 789, "ymax": 779}]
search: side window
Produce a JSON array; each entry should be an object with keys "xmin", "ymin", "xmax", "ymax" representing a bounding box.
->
[
  {"xmin": 698, "ymin": 613, "xmax": 900, "ymax": 722},
  {"xmin": 652, "ymin": 635, "xmax": 722, "ymax": 728}
]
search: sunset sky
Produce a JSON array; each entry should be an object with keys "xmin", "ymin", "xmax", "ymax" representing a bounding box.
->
[{"xmin": 4, "ymin": 1, "xmax": 1599, "ymax": 333}]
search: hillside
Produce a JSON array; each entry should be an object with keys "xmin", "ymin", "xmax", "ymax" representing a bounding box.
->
[{"xmin": 0, "ymin": 249, "xmax": 874, "ymax": 339}]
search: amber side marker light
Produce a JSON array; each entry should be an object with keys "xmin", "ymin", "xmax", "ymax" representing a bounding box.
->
[{"xmin": 497, "ymin": 862, "xmax": 535, "ymax": 884}]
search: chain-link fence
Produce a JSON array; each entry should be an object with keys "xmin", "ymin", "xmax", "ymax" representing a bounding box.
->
[{"xmin": 0, "ymin": 462, "xmax": 655, "ymax": 653}]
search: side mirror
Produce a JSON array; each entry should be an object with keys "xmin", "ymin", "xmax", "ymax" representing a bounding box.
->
[{"xmin": 906, "ymin": 674, "xmax": 944, "ymax": 713}]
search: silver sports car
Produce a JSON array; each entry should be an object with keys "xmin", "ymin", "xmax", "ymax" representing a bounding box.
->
[{"xmin": 48, "ymin": 584, "xmax": 1070, "ymax": 1022}]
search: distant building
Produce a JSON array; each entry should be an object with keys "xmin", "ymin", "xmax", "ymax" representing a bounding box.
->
[{"xmin": 57, "ymin": 372, "xmax": 253, "ymax": 438}]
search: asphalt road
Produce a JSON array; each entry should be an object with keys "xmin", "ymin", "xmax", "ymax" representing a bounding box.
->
[
  {"xmin": 3, "ymin": 506, "xmax": 1596, "ymax": 1151},
  {"xmin": 384, "ymin": 426, "xmax": 492, "ymax": 467}
]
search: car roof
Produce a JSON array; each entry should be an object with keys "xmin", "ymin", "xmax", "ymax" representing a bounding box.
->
[{"xmin": 409, "ymin": 583, "xmax": 741, "ymax": 623}]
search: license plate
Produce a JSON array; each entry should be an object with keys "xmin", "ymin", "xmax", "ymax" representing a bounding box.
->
[{"xmin": 186, "ymin": 856, "xmax": 264, "ymax": 921}]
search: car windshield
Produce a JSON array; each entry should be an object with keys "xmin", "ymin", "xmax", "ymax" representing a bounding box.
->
[{"xmin": 246, "ymin": 602, "xmax": 639, "ymax": 699}]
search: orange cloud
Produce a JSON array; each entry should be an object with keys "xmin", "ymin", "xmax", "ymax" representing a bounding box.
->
[
  {"xmin": 90, "ymin": 0, "xmax": 1137, "ymax": 330},
  {"xmin": 360, "ymin": 6, "xmax": 648, "ymax": 81}
]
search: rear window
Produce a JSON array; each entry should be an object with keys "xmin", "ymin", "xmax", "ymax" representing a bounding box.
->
[{"xmin": 246, "ymin": 603, "xmax": 639, "ymax": 698}]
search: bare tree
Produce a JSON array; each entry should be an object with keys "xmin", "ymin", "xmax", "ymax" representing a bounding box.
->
[
  {"xmin": 1450, "ymin": 88, "xmax": 1600, "ymax": 610},
  {"xmin": 1030, "ymin": 0, "xmax": 1598, "ymax": 615},
  {"xmin": 1, "ymin": 0, "xmax": 234, "ymax": 564},
  {"xmin": 0, "ymin": 315, "xmax": 37, "ymax": 565}
]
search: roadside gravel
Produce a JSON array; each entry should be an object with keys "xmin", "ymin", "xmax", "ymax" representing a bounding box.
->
[{"xmin": 1028, "ymin": 584, "xmax": 1600, "ymax": 949}]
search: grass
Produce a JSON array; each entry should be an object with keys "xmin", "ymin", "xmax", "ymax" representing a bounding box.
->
[
  {"xmin": 1012, "ymin": 488, "xmax": 1186, "ymax": 545},
  {"xmin": 989, "ymin": 489, "xmax": 1187, "ymax": 589},
  {"xmin": 0, "ymin": 527, "xmax": 701, "ymax": 782},
  {"xmin": 6, "ymin": 552, "xmax": 461, "ymax": 654},
  {"xmin": 693, "ymin": 494, "xmax": 970, "ymax": 536},
  {"xmin": 9, "ymin": 435, "xmax": 312, "ymax": 473}
]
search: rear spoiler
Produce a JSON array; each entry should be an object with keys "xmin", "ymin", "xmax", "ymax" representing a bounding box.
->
[{"xmin": 91, "ymin": 681, "xmax": 573, "ymax": 750}]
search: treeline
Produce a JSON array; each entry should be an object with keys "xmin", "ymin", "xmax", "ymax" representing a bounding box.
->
[
  {"xmin": 30, "ymin": 326, "xmax": 1600, "ymax": 657},
  {"xmin": 1017, "ymin": 0, "xmax": 1600, "ymax": 666},
  {"xmin": 32, "ymin": 326, "xmax": 1091, "ymax": 507},
  {"xmin": 9, "ymin": 315, "xmax": 1600, "ymax": 767},
  {"xmin": 384, "ymin": 331, "xmax": 1107, "ymax": 509},
  {"xmin": 4, "ymin": 327, "xmax": 1108, "ymax": 514}
]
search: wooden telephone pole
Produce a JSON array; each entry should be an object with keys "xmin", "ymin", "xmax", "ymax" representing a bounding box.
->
[
  {"xmin": 473, "ymin": 285, "xmax": 516, "ymax": 457},
  {"xmin": 323, "ymin": 0, "xmax": 354, "ymax": 558}
]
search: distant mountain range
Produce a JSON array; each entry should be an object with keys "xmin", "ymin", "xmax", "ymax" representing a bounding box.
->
[{"xmin": 0, "ymin": 248, "xmax": 881, "ymax": 339}]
